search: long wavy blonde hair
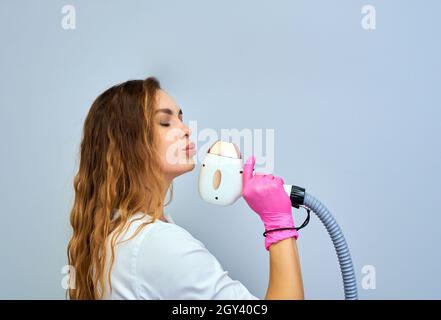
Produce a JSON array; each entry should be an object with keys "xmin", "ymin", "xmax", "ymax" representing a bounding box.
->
[{"xmin": 67, "ymin": 77, "xmax": 172, "ymax": 299}]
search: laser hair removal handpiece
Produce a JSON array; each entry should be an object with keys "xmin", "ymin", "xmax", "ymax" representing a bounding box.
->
[{"xmin": 198, "ymin": 140, "xmax": 358, "ymax": 300}]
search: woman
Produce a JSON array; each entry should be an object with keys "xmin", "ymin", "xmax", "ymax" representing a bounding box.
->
[{"xmin": 67, "ymin": 77, "xmax": 304, "ymax": 300}]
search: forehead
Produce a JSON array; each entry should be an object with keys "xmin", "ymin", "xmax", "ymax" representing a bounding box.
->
[{"xmin": 156, "ymin": 89, "xmax": 179, "ymax": 112}]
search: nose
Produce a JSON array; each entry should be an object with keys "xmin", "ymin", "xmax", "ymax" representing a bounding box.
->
[{"xmin": 180, "ymin": 122, "xmax": 191, "ymax": 139}]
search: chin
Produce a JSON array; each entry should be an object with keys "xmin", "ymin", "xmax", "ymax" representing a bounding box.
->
[
  {"xmin": 169, "ymin": 160, "xmax": 196, "ymax": 179},
  {"xmin": 181, "ymin": 161, "xmax": 196, "ymax": 173}
]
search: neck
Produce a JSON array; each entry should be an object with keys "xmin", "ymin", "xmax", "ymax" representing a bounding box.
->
[{"xmin": 163, "ymin": 174, "xmax": 173, "ymax": 190}]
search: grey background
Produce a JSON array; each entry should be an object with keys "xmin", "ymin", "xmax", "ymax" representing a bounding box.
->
[{"xmin": 1, "ymin": 0, "xmax": 440, "ymax": 299}]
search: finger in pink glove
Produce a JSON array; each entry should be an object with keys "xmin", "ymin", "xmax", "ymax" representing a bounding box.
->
[{"xmin": 242, "ymin": 155, "xmax": 298, "ymax": 250}]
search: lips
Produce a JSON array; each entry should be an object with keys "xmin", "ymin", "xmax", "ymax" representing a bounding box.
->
[{"xmin": 184, "ymin": 142, "xmax": 195, "ymax": 151}]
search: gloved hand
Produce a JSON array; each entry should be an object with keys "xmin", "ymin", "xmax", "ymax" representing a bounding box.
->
[{"xmin": 242, "ymin": 155, "xmax": 298, "ymax": 251}]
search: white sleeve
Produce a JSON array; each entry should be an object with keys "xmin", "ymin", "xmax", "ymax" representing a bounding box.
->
[{"xmin": 135, "ymin": 223, "xmax": 260, "ymax": 300}]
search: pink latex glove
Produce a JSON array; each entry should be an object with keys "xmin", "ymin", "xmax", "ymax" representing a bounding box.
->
[{"xmin": 242, "ymin": 155, "xmax": 298, "ymax": 251}]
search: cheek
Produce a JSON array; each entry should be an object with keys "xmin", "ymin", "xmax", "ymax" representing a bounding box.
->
[
  {"xmin": 162, "ymin": 141, "xmax": 179, "ymax": 161},
  {"xmin": 157, "ymin": 132, "xmax": 167, "ymax": 154},
  {"xmin": 158, "ymin": 131, "xmax": 181, "ymax": 166}
]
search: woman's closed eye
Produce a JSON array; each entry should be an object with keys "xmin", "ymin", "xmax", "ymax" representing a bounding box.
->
[{"xmin": 160, "ymin": 115, "xmax": 183, "ymax": 127}]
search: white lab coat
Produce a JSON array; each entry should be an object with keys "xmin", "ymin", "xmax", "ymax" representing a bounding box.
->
[{"xmin": 100, "ymin": 210, "xmax": 260, "ymax": 300}]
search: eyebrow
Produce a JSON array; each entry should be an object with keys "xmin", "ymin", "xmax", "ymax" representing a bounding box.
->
[{"xmin": 155, "ymin": 108, "xmax": 183, "ymax": 116}]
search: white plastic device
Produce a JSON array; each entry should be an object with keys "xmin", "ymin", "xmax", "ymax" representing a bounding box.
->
[
  {"xmin": 198, "ymin": 140, "xmax": 243, "ymax": 206},
  {"xmin": 198, "ymin": 140, "xmax": 292, "ymax": 206}
]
